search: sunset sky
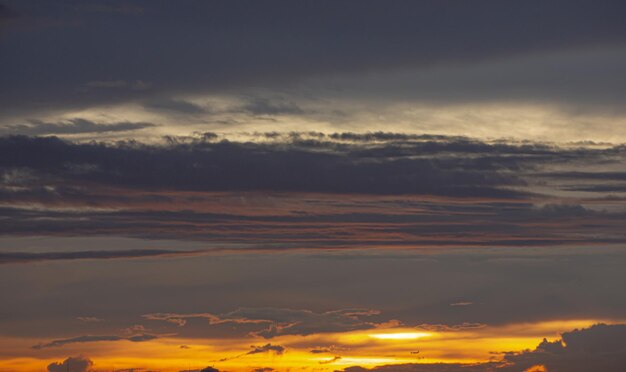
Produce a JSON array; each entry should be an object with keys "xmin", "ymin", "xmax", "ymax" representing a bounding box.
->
[{"xmin": 2, "ymin": 1, "xmax": 626, "ymax": 371}]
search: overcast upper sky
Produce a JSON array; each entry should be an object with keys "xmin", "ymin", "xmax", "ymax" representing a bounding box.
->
[{"xmin": 1, "ymin": 1, "xmax": 626, "ymax": 371}]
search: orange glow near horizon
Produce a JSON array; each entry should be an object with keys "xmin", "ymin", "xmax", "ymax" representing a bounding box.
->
[
  {"xmin": 0, "ymin": 319, "xmax": 620, "ymax": 371},
  {"xmin": 369, "ymin": 331, "xmax": 431, "ymax": 340}
]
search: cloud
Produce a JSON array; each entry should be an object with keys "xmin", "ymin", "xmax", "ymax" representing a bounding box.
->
[
  {"xmin": 0, "ymin": 133, "xmax": 625, "ymax": 251},
  {"xmin": 33, "ymin": 334, "xmax": 157, "ymax": 349},
  {"xmin": 3, "ymin": 0, "xmax": 626, "ymax": 119},
  {"xmin": 319, "ymin": 356, "xmax": 342, "ymax": 364},
  {"xmin": 246, "ymin": 344, "xmax": 285, "ymax": 355},
  {"xmin": 85, "ymin": 80, "xmax": 128, "ymax": 88},
  {"xmin": 77, "ymin": 3, "xmax": 144, "ymax": 16},
  {"xmin": 340, "ymin": 324, "xmax": 626, "ymax": 372},
  {"xmin": 310, "ymin": 348, "xmax": 333, "ymax": 354},
  {"xmin": 84, "ymin": 80, "xmax": 151, "ymax": 90},
  {"xmin": 340, "ymin": 364, "xmax": 493, "ymax": 372},
  {"xmin": 144, "ymin": 308, "xmax": 383, "ymax": 338},
  {"xmin": 76, "ymin": 317, "xmax": 103, "ymax": 323},
  {"xmin": 449, "ymin": 302, "xmax": 473, "ymax": 307},
  {"xmin": 1, "ymin": 118, "xmax": 155, "ymax": 136},
  {"xmin": 216, "ymin": 343, "xmax": 285, "ymax": 362},
  {"xmin": 0, "ymin": 249, "xmax": 205, "ymax": 264},
  {"xmin": 0, "ymin": 134, "xmax": 537, "ymax": 197},
  {"xmin": 47, "ymin": 356, "xmax": 93, "ymax": 372},
  {"xmin": 200, "ymin": 368, "xmax": 219, "ymax": 372},
  {"xmin": 417, "ymin": 323, "xmax": 486, "ymax": 332},
  {"xmin": 142, "ymin": 313, "xmax": 221, "ymax": 327},
  {"xmin": 143, "ymin": 98, "xmax": 207, "ymax": 114},
  {"xmin": 238, "ymin": 96, "xmax": 304, "ymax": 116},
  {"xmin": 500, "ymin": 323, "xmax": 626, "ymax": 372}
]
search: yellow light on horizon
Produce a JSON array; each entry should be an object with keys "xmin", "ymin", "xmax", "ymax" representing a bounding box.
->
[{"xmin": 369, "ymin": 332, "xmax": 431, "ymax": 340}]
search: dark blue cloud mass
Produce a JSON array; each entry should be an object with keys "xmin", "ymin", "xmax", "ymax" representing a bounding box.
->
[{"xmin": 1, "ymin": 0, "xmax": 626, "ymax": 117}]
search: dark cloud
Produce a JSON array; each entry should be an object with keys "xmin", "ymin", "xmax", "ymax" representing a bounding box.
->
[
  {"xmin": 541, "ymin": 171, "xmax": 626, "ymax": 181},
  {"xmin": 417, "ymin": 323, "xmax": 485, "ymax": 332},
  {"xmin": 238, "ymin": 97, "xmax": 304, "ymax": 116},
  {"xmin": 0, "ymin": 249, "xmax": 205, "ymax": 264},
  {"xmin": 246, "ymin": 344, "xmax": 285, "ymax": 356},
  {"xmin": 1, "ymin": 198, "xmax": 625, "ymax": 249},
  {"xmin": 143, "ymin": 98, "xmax": 207, "ymax": 114},
  {"xmin": 339, "ymin": 363, "xmax": 494, "ymax": 372},
  {"xmin": 310, "ymin": 348, "xmax": 333, "ymax": 354},
  {"xmin": 0, "ymin": 133, "xmax": 624, "ymax": 249},
  {"xmin": 0, "ymin": 134, "xmax": 543, "ymax": 197},
  {"xmin": 500, "ymin": 323, "xmax": 626, "ymax": 372},
  {"xmin": 327, "ymin": 133, "xmax": 463, "ymax": 143},
  {"xmin": 200, "ymin": 368, "xmax": 219, "ymax": 372},
  {"xmin": 2, "ymin": 1, "xmax": 626, "ymax": 116},
  {"xmin": 179, "ymin": 368, "xmax": 219, "ymax": 372},
  {"xmin": 0, "ymin": 118, "xmax": 155, "ymax": 136},
  {"xmin": 47, "ymin": 356, "xmax": 93, "ymax": 372},
  {"xmin": 76, "ymin": 3, "xmax": 144, "ymax": 16},
  {"xmin": 33, "ymin": 333, "xmax": 157, "ymax": 349},
  {"xmin": 216, "ymin": 343, "xmax": 285, "ymax": 362}
]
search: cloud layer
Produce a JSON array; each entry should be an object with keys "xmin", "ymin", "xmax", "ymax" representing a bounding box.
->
[{"xmin": 341, "ymin": 324, "xmax": 626, "ymax": 372}]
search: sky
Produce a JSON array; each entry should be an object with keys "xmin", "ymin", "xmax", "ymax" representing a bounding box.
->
[{"xmin": 1, "ymin": 1, "xmax": 626, "ymax": 371}]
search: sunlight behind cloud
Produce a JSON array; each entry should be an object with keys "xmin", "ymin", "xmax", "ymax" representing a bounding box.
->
[{"xmin": 369, "ymin": 332, "xmax": 431, "ymax": 340}]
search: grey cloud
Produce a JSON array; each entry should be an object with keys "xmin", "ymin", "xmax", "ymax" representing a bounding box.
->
[
  {"xmin": 327, "ymin": 132, "xmax": 463, "ymax": 143},
  {"xmin": 500, "ymin": 323, "xmax": 626, "ymax": 372},
  {"xmin": 142, "ymin": 313, "xmax": 219, "ymax": 327},
  {"xmin": 417, "ymin": 323, "xmax": 485, "ymax": 332},
  {"xmin": 3, "ymin": 246, "xmax": 626, "ymax": 340},
  {"xmin": 0, "ymin": 249, "xmax": 205, "ymax": 264},
  {"xmin": 2, "ymin": 1, "xmax": 626, "ymax": 117},
  {"xmin": 0, "ymin": 134, "xmax": 546, "ymax": 197},
  {"xmin": 85, "ymin": 80, "xmax": 128, "ymax": 88},
  {"xmin": 228, "ymin": 308, "xmax": 381, "ymax": 338},
  {"xmin": 2, "ymin": 199, "xmax": 625, "ymax": 249},
  {"xmin": 541, "ymin": 171, "xmax": 626, "ymax": 181},
  {"xmin": 76, "ymin": 3, "xmax": 144, "ymax": 16},
  {"xmin": 47, "ymin": 356, "xmax": 93, "ymax": 372},
  {"xmin": 143, "ymin": 98, "xmax": 207, "ymax": 114},
  {"xmin": 84, "ymin": 80, "xmax": 151, "ymax": 90},
  {"xmin": 1, "ymin": 118, "xmax": 156, "ymax": 136},
  {"xmin": 33, "ymin": 334, "xmax": 157, "ymax": 349},
  {"xmin": 238, "ymin": 97, "xmax": 304, "ymax": 116},
  {"xmin": 310, "ymin": 47, "xmax": 626, "ymax": 110},
  {"xmin": 143, "ymin": 308, "xmax": 382, "ymax": 338}
]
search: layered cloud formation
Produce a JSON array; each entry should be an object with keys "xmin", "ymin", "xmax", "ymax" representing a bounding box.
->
[
  {"xmin": 1, "ymin": 134, "xmax": 624, "ymax": 249},
  {"xmin": 2, "ymin": 1, "xmax": 626, "ymax": 371}
]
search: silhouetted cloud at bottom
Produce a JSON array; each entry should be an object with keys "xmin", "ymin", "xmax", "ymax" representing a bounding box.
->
[
  {"xmin": 47, "ymin": 356, "xmax": 93, "ymax": 372},
  {"xmin": 340, "ymin": 324, "xmax": 626, "ymax": 372}
]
